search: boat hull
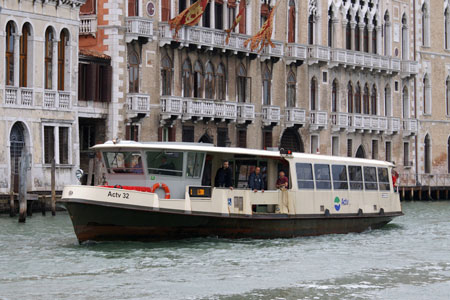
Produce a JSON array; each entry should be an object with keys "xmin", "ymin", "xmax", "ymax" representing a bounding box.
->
[{"xmin": 62, "ymin": 199, "xmax": 402, "ymax": 243}]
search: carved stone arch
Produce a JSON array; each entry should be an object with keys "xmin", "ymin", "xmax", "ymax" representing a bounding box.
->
[
  {"xmin": 280, "ymin": 128, "xmax": 304, "ymax": 153},
  {"xmin": 355, "ymin": 145, "xmax": 366, "ymax": 158}
]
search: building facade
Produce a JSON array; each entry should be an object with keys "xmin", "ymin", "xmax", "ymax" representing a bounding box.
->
[{"xmin": 0, "ymin": 0, "xmax": 84, "ymax": 195}]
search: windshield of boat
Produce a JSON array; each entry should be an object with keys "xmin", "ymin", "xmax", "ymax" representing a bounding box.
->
[
  {"xmin": 146, "ymin": 151, "xmax": 183, "ymax": 177},
  {"xmin": 104, "ymin": 152, "xmax": 143, "ymax": 174}
]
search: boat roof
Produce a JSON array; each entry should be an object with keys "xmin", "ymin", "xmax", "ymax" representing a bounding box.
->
[{"xmin": 93, "ymin": 141, "xmax": 394, "ymax": 167}]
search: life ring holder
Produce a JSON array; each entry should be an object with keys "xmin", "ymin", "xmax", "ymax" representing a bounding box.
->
[{"xmin": 151, "ymin": 182, "xmax": 171, "ymax": 199}]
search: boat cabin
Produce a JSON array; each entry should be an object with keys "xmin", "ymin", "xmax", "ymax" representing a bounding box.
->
[{"xmin": 91, "ymin": 141, "xmax": 400, "ymax": 216}]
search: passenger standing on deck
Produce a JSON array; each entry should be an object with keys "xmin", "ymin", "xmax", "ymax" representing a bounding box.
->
[
  {"xmin": 248, "ymin": 167, "xmax": 265, "ymax": 192},
  {"xmin": 276, "ymin": 171, "xmax": 289, "ymax": 189},
  {"xmin": 215, "ymin": 161, "xmax": 233, "ymax": 189}
]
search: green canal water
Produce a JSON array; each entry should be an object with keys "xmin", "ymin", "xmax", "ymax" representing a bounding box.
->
[{"xmin": 0, "ymin": 201, "xmax": 449, "ymax": 300}]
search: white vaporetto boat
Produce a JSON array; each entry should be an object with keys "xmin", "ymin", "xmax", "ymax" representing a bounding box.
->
[{"xmin": 61, "ymin": 141, "xmax": 402, "ymax": 243}]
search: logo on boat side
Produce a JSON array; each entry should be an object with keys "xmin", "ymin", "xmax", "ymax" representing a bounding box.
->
[
  {"xmin": 334, "ymin": 197, "xmax": 341, "ymax": 211},
  {"xmin": 334, "ymin": 197, "xmax": 349, "ymax": 211}
]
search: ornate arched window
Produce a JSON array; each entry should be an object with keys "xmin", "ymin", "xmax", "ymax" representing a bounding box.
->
[
  {"xmin": 363, "ymin": 15, "xmax": 369, "ymax": 52},
  {"xmin": 363, "ymin": 84, "xmax": 370, "ymax": 114},
  {"xmin": 355, "ymin": 83, "xmax": 361, "ymax": 114},
  {"xmin": 193, "ymin": 60, "xmax": 203, "ymax": 98},
  {"xmin": 128, "ymin": 51, "xmax": 139, "ymax": 93},
  {"xmin": 384, "ymin": 84, "xmax": 391, "ymax": 116},
  {"xmin": 402, "ymin": 86, "xmax": 409, "ymax": 118},
  {"xmin": 262, "ymin": 65, "xmax": 272, "ymax": 105},
  {"xmin": 422, "ymin": 3, "xmax": 430, "ymax": 47},
  {"xmin": 355, "ymin": 15, "xmax": 361, "ymax": 51},
  {"xmin": 371, "ymin": 85, "xmax": 377, "ymax": 115},
  {"xmin": 347, "ymin": 82, "xmax": 353, "ymax": 113},
  {"xmin": 402, "ymin": 14, "xmax": 408, "ymax": 60},
  {"xmin": 372, "ymin": 18, "xmax": 377, "ymax": 54},
  {"xmin": 331, "ymin": 79, "xmax": 338, "ymax": 112},
  {"xmin": 288, "ymin": 0, "xmax": 296, "ymax": 43},
  {"xmin": 328, "ymin": 7, "xmax": 333, "ymax": 47},
  {"xmin": 58, "ymin": 29, "xmax": 69, "ymax": 91},
  {"xmin": 6, "ymin": 22, "xmax": 15, "ymax": 86},
  {"xmin": 445, "ymin": 9, "xmax": 450, "ymax": 49},
  {"xmin": 310, "ymin": 77, "xmax": 317, "ymax": 110},
  {"xmin": 161, "ymin": 56, "xmax": 172, "ymax": 96},
  {"xmin": 237, "ymin": 63, "xmax": 247, "ymax": 103},
  {"xmin": 205, "ymin": 62, "xmax": 214, "ymax": 99},
  {"xmin": 182, "ymin": 59, "xmax": 192, "ymax": 97},
  {"xmin": 346, "ymin": 12, "xmax": 352, "ymax": 50},
  {"xmin": 286, "ymin": 71, "xmax": 296, "ymax": 107},
  {"xmin": 20, "ymin": 23, "xmax": 31, "ymax": 87},
  {"xmin": 216, "ymin": 63, "xmax": 226, "ymax": 100},
  {"xmin": 45, "ymin": 27, "xmax": 54, "ymax": 90},
  {"xmin": 308, "ymin": 14, "xmax": 315, "ymax": 45}
]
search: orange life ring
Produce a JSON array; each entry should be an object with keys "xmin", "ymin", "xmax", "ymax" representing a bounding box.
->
[{"xmin": 151, "ymin": 182, "xmax": 171, "ymax": 199}]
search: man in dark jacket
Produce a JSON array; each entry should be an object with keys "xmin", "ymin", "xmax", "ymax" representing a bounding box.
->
[
  {"xmin": 214, "ymin": 161, "xmax": 233, "ymax": 189},
  {"xmin": 248, "ymin": 167, "xmax": 265, "ymax": 192}
]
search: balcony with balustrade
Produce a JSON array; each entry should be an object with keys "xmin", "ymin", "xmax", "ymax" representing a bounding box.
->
[
  {"xmin": 402, "ymin": 119, "xmax": 418, "ymax": 136},
  {"xmin": 285, "ymin": 43, "xmax": 308, "ymax": 65},
  {"xmin": 284, "ymin": 107, "xmax": 306, "ymax": 128},
  {"xmin": 330, "ymin": 48, "xmax": 401, "ymax": 74},
  {"xmin": 125, "ymin": 17, "xmax": 154, "ymax": 43},
  {"xmin": 126, "ymin": 93, "xmax": 150, "ymax": 117},
  {"xmin": 262, "ymin": 105, "xmax": 281, "ymax": 127},
  {"xmin": 401, "ymin": 61, "xmax": 419, "ymax": 78},
  {"xmin": 80, "ymin": 15, "xmax": 97, "ymax": 36},
  {"xmin": 158, "ymin": 23, "xmax": 283, "ymax": 59},
  {"xmin": 160, "ymin": 95, "xmax": 183, "ymax": 122},
  {"xmin": 308, "ymin": 45, "xmax": 330, "ymax": 65},
  {"xmin": 387, "ymin": 117, "xmax": 401, "ymax": 135},
  {"xmin": 43, "ymin": 90, "xmax": 72, "ymax": 110},
  {"xmin": 237, "ymin": 103, "xmax": 255, "ymax": 124},
  {"xmin": 4, "ymin": 87, "xmax": 34, "ymax": 107},
  {"xmin": 331, "ymin": 112, "xmax": 349, "ymax": 131},
  {"xmin": 309, "ymin": 111, "xmax": 328, "ymax": 131}
]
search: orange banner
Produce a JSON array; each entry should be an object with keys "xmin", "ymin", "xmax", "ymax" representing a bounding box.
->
[
  {"xmin": 244, "ymin": 0, "xmax": 280, "ymax": 53},
  {"xmin": 169, "ymin": 0, "xmax": 209, "ymax": 38},
  {"xmin": 225, "ymin": 0, "xmax": 245, "ymax": 44}
]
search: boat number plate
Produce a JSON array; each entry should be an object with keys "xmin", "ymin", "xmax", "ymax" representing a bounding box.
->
[{"xmin": 107, "ymin": 191, "xmax": 130, "ymax": 199}]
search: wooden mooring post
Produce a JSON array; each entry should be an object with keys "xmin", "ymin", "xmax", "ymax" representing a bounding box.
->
[
  {"xmin": 51, "ymin": 158, "xmax": 56, "ymax": 216},
  {"xmin": 18, "ymin": 151, "xmax": 29, "ymax": 223},
  {"xmin": 40, "ymin": 195, "xmax": 46, "ymax": 216},
  {"xmin": 9, "ymin": 172, "xmax": 15, "ymax": 217}
]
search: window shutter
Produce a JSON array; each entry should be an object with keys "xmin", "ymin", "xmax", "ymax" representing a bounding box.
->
[
  {"xmin": 162, "ymin": 0, "xmax": 171, "ymax": 21},
  {"xmin": 125, "ymin": 125, "xmax": 130, "ymax": 140},
  {"xmin": 78, "ymin": 63, "xmax": 84, "ymax": 100},
  {"xmin": 239, "ymin": 1, "xmax": 246, "ymax": 33},
  {"xmin": 169, "ymin": 126, "xmax": 176, "ymax": 142},
  {"xmin": 288, "ymin": 7, "xmax": 295, "ymax": 43},
  {"xmin": 128, "ymin": 0, "xmax": 136, "ymax": 16},
  {"xmin": 158, "ymin": 127, "xmax": 162, "ymax": 141},
  {"xmin": 102, "ymin": 65, "xmax": 112, "ymax": 102},
  {"xmin": 80, "ymin": 0, "xmax": 96, "ymax": 14},
  {"xmin": 86, "ymin": 63, "xmax": 97, "ymax": 101}
]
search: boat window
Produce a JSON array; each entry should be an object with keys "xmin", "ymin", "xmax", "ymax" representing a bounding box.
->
[
  {"xmin": 378, "ymin": 167, "xmax": 390, "ymax": 191},
  {"xmin": 186, "ymin": 152, "xmax": 205, "ymax": 179},
  {"xmin": 296, "ymin": 163, "xmax": 314, "ymax": 189},
  {"xmin": 364, "ymin": 166, "xmax": 378, "ymax": 190},
  {"xmin": 104, "ymin": 152, "xmax": 143, "ymax": 174},
  {"xmin": 332, "ymin": 165, "xmax": 349, "ymax": 190},
  {"xmin": 348, "ymin": 165, "xmax": 363, "ymax": 190},
  {"xmin": 146, "ymin": 151, "xmax": 183, "ymax": 177},
  {"xmin": 314, "ymin": 164, "xmax": 331, "ymax": 190}
]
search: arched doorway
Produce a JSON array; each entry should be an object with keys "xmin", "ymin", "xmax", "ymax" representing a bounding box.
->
[
  {"xmin": 424, "ymin": 134, "xmax": 431, "ymax": 174},
  {"xmin": 355, "ymin": 145, "xmax": 366, "ymax": 158},
  {"xmin": 198, "ymin": 133, "xmax": 213, "ymax": 144},
  {"xmin": 280, "ymin": 129, "xmax": 304, "ymax": 153},
  {"xmin": 10, "ymin": 122, "xmax": 26, "ymax": 192}
]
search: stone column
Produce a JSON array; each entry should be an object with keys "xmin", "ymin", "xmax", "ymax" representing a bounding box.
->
[
  {"xmin": 385, "ymin": 22, "xmax": 391, "ymax": 56},
  {"xmin": 224, "ymin": 1, "xmax": 228, "ymax": 30},
  {"xmin": 359, "ymin": 24, "xmax": 364, "ymax": 51},
  {"xmin": 14, "ymin": 33, "xmax": 20, "ymax": 87},
  {"xmin": 376, "ymin": 25, "xmax": 382, "ymax": 54},
  {"xmin": 210, "ymin": 0, "xmax": 215, "ymax": 29},
  {"xmin": 52, "ymin": 40, "xmax": 58, "ymax": 91},
  {"xmin": 368, "ymin": 24, "xmax": 374, "ymax": 53},
  {"xmin": 332, "ymin": 18, "xmax": 339, "ymax": 48},
  {"xmin": 342, "ymin": 19, "xmax": 348, "ymax": 49},
  {"xmin": 350, "ymin": 21, "xmax": 356, "ymax": 50}
]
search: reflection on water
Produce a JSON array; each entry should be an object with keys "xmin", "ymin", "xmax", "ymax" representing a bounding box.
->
[{"xmin": 0, "ymin": 202, "xmax": 449, "ymax": 300}]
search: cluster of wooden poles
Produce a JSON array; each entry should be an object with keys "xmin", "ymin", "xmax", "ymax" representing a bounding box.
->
[{"xmin": 10, "ymin": 151, "xmax": 57, "ymax": 223}]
